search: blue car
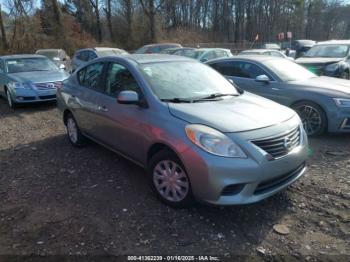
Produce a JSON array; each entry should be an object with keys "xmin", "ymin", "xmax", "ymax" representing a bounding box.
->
[{"xmin": 0, "ymin": 54, "xmax": 69, "ymax": 108}]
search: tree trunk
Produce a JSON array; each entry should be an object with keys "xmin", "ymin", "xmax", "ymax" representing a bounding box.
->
[
  {"xmin": 0, "ymin": 4, "xmax": 9, "ymax": 50},
  {"xmin": 104, "ymin": 0, "xmax": 114, "ymax": 42}
]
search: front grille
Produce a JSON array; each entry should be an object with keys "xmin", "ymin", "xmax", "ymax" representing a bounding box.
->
[
  {"xmin": 254, "ymin": 162, "xmax": 306, "ymax": 195},
  {"xmin": 34, "ymin": 82, "xmax": 61, "ymax": 90},
  {"xmin": 39, "ymin": 95, "xmax": 56, "ymax": 100},
  {"xmin": 251, "ymin": 126, "xmax": 300, "ymax": 159}
]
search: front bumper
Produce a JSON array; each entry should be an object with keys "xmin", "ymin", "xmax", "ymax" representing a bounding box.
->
[
  {"xmin": 180, "ymin": 121, "xmax": 309, "ymax": 205},
  {"xmin": 11, "ymin": 88, "xmax": 57, "ymax": 103},
  {"xmin": 328, "ymin": 107, "xmax": 350, "ymax": 132}
]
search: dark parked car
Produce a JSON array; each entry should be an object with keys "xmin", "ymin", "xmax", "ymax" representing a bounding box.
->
[
  {"xmin": 134, "ymin": 43, "xmax": 182, "ymax": 54},
  {"xmin": 296, "ymin": 40, "xmax": 350, "ymax": 79},
  {"xmin": 207, "ymin": 56, "xmax": 350, "ymax": 136},
  {"xmin": 71, "ymin": 47, "xmax": 128, "ymax": 72},
  {"xmin": 291, "ymin": 40, "xmax": 316, "ymax": 58}
]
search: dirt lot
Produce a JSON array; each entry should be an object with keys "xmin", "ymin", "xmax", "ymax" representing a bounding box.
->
[{"xmin": 0, "ymin": 98, "xmax": 349, "ymax": 261}]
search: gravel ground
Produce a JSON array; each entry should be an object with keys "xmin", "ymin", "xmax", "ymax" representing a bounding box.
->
[{"xmin": 0, "ymin": 98, "xmax": 349, "ymax": 261}]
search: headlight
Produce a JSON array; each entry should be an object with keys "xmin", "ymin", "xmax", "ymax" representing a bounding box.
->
[
  {"xmin": 325, "ymin": 63, "xmax": 340, "ymax": 71},
  {"xmin": 333, "ymin": 98, "xmax": 350, "ymax": 107},
  {"xmin": 185, "ymin": 124, "xmax": 247, "ymax": 158},
  {"xmin": 8, "ymin": 81, "xmax": 31, "ymax": 89}
]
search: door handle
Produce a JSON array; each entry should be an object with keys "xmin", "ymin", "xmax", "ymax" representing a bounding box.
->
[
  {"xmin": 98, "ymin": 105, "xmax": 109, "ymax": 112},
  {"xmin": 271, "ymin": 88, "xmax": 280, "ymax": 91}
]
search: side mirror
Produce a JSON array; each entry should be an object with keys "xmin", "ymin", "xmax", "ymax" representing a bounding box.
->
[
  {"xmin": 255, "ymin": 75, "xmax": 270, "ymax": 83},
  {"xmin": 117, "ymin": 90, "xmax": 139, "ymax": 105},
  {"xmin": 200, "ymin": 58, "xmax": 208, "ymax": 62},
  {"xmin": 59, "ymin": 64, "xmax": 66, "ymax": 70}
]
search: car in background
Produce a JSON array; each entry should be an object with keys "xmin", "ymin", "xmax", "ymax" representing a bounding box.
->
[
  {"xmin": 57, "ymin": 54, "xmax": 308, "ymax": 207},
  {"xmin": 239, "ymin": 49, "xmax": 294, "ymax": 60},
  {"xmin": 134, "ymin": 43, "xmax": 182, "ymax": 54},
  {"xmin": 161, "ymin": 47, "xmax": 196, "ymax": 57},
  {"xmin": 0, "ymin": 54, "xmax": 69, "ymax": 108},
  {"xmin": 186, "ymin": 48, "xmax": 232, "ymax": 62},
  {"xmin": 260, "ymin": 43, "xmax": 281, "ymax": 50},
  {"xmin": 35, "ymin": 49, "xmax": 71, "ymax": 71},
  {"xmin": 295, "ymin": 40, "xmax": 350, "ymax": 79},
  {"xmin": 207, "ymin": 56, "xmax": 350, "ymax": 136},
  {"xmin": 71, "ymin": 47, "xmax": 128, "ymax": 72},
  {"xmin": 291, "ymin": 40, "xmax": 316, "ymax": 59}
]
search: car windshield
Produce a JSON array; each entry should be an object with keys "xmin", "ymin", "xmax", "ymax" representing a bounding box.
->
[
  {"xmin": 264, "ymin": 59, "xmax": 316, "ymax": 81},
  {"xmin": 304, "ymin": 44, "xmax": 349, "ymax": 58},
  {"xmin": 6, "ymin": 58, "xmax": 58, "ymax": 73},
  {"xmin": 96, "ymin": 49, "xmax": 127, "ymax": 56},
  {"xmin": 36, "ymin": 51, "xmax": 59, "ymax": 59},
  {"xmin": 139, "ymin": 61, "xmax": 239, "ymax": 100}
]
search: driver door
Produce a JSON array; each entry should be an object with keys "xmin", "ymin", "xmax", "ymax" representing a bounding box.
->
[{"xmin": 92, "ymin": 62, "xmax": 149, "ymax": 163}]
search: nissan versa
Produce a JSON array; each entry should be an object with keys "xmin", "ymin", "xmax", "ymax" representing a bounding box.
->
[
  {"xmin": 57, "ymin": 54, "xmax": 308, "ymax": 207},
  {"xmin": 0, "ymin": 54, "xmax": 69, "ymax": 108}
]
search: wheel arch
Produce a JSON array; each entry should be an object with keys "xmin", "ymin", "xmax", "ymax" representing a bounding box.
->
[
  {"xmin": 63, "ymin": 109, "xmax": 73, "ymax": 125},
  {"xmin": 290, "ymin": 99, "xmax": 329, "ymax": 132}
]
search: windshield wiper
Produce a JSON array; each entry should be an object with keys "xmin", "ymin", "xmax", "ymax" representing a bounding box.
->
[
  {"xmin": 161, "ymin": 98, "xmax": 193, "ymax": 103},
  {"xmin": 192, "ymin": 93, "xmax": 239, "ymax": 102}
]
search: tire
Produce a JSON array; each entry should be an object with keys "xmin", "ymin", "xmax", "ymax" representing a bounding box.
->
[
  {"xmin": 340, "ymin": 71, "xmax": 349, "ymax": 80},
  {"xmin": 148, "ymin": 149, "xmax": 194, "ymax": 207},
  {"xmin": 292, "ymin": 101, "xmax": 327, "ymax": 137},
  {"xmin": 65, "ymin": 113, "xmax": 86, "ymax": 147},
  {"xmin": 5, "ymin": 89, "xmax": 16, "ymax": 109}
]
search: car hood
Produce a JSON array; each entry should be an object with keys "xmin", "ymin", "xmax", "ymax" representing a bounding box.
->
[
  {"xmin": 9, "ymin": 70, "xmax": 69, "ymax": 83},
  {"xmin": 168, "ymin": 93, "xmax": 296, "ymax": 133},
  {"xmin": 296, "ymin": 57, "xmax": 343, "ymax": 65},
  {"xmin": 292, "ymin": 76, "xmax": 350, "ymax": 95}
]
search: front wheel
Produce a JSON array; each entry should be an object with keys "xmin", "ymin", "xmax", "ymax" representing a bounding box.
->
[
  {"xmin": 148, "ymin": 150, "xmax": 194, "ymax": 207},
  {"xmin": 5, "ymin": 89, "xmax": 16, "ymax": 109},
  {"xmin": 65, "ymin": 113, "xmax": 86, "ymax": 147},
  {"xmin": 340, "ymin": 71, "xmax": 349, "ymax": 80},
  {"xmin": 292, "ymin": 101, "xmax": 327, "ymax": 136}
]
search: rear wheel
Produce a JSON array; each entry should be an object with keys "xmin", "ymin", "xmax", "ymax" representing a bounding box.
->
[
  {"xmin": 292, "ymin": 101, "xmax": 327, "ymax": 136},
  {"xmin": 148, "ymin": 150, "xmax": 194, "ymax": 207},
  {"xmin": 5, "ymin": 89, "xmax": 15, "ymax": 109},
  {"xmin": 65, "ymin": 113, "xmax": 86, "ymax": 147}
]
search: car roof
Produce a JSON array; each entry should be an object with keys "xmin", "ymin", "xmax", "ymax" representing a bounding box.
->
[
  {"xmin": 36, "ymin": 49, "xmax": 62, "ymax": 52},
  {"xmin": 207, "ymin": 55, "xmax": 282, "ymax": 64},
  {"xmin": 143, "ymin": 43, "xmax": 181, "ymax": 47},
  {"xmin": 100, "ymin": 54, "xmax": 195, "ymax": 64},
  {"xmin": 196, "ymin": 48, "xmax": 230, "ymax": 52},
  {"xmin": 316, "ymin": 40, "xmax": 350, "ymax": 45},
  {"xmin": 241, "ymin": 49, "xmax": 280, "ymax": 53},
  {"xmin": 0, "ymin": 54, "xmax": 47, "ymax": 60},
  {"xmin": 76, "ymin": 47, "xmax": 126, "ymax": 53}
]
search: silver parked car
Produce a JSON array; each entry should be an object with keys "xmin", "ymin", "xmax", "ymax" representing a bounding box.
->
[
  {"xmin": 207, "ymin": 56, "xmax": 350, "ymax": 136},
  {"xmin": 57, "ymin": 54, "xmax": 308, "ymax": 207},
  {"xmin": 71, "ymin": 47, "xmax": 128, "ymax": 72},
  {"xmin": 35, "ymin": 49, "xmax": 71, "ymax": 71},
  {"xmin": 0, "ymin": 54, "xmax": 69, "ymax": 108}
]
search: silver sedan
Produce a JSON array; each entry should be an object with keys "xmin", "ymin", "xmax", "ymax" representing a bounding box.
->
[{"xmin": 57, "ymin": 54, "xmax": 308, "ymax": 207}]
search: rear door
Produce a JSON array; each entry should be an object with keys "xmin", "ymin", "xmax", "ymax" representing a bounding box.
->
[{"xmin": 72, "ymin": 61, "xmax": 107, "ymax": 135}]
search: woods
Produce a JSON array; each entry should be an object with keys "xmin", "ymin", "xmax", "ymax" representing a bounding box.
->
[{"xmin": 0, "ymin": 0, "xmax": 349, "ymax": 55}]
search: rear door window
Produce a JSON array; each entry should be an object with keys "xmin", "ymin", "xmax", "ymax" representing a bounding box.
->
[{"xmin": 78, "ymin": 62, "xmax": 105, "ymax": 91}]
